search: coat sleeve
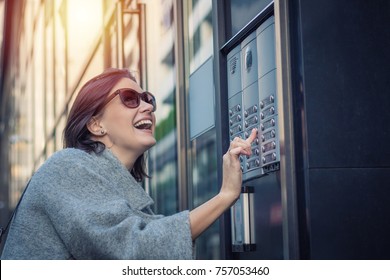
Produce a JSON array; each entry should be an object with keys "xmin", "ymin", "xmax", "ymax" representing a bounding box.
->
[
  {"xmin": 47, "ymin": 197, "xmax": 193, "ymax": 259},
  {"xmin": 36, "ymin": 161, "xmax": 194, "ymax": 260}
]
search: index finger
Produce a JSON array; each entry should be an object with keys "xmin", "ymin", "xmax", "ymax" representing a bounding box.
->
[{"xmin": 246, "ymin": 128, "xmax": 258, "ymax": 144}]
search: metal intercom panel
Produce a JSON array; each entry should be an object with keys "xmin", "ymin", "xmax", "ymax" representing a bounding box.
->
[{"xmin": 227, "ymin": 16, "xmax": 279, "ymax": 182}]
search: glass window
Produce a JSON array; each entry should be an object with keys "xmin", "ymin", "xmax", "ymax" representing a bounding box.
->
[
  {"xmin": 146, "ymin": 0, "xmax": 178, "ymax": 215},
  {"xmin": 33, "ymin": 8, "xmax": 45, "ymax": 161},
  {"xmin": 188, "ymin": 0, "xmax": 213, "ymax": 73},
  {"xmin": 45, "ymin": 17, "xmax": 55, "ymax": 153},
  {"xmin": 191, "ymin": 129, "xmax": 219, "ymax": 259},
  {"xmin": 54, "ymin": 0, "xmax": 67, "ymax": 119},
  {"xmin": 228, "ymin": 0, "xmax": 272, "ymax": 36},
  {"xmin": 123, "ymin": 0, "xmax": 141, "ymax": 73},
  {"xmin": 187, "ymin": 0, "xmax": 219, "ymax": 259},
  {"xmin": 67, "ymin": 0, "xmax": 103, "ymax": 90}
]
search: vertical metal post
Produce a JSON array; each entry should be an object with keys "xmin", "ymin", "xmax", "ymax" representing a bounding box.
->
[
  {"xmin": 274, "ymin": 0, "xmax": 300, "ymax": 259},
  {"xmin": 52, "ymin": 0, "xmax": 57, "ymax": 150},
  {"xmin": 43, "ymin": 1, "xmax": 48, "ymax": 159},
  {"xmin": 116, "ymin": 0, "xmax": 124, "ymax": 68},
  {"xmin": 63, "ymin": 0, "xmax": 69, "ymax": 116},
  {"xmin": 212, "ymin": 0, "xmax": 231, "ymax": 259},
  {"xmin": 173, "ymin": 0, "xmax": 190, "ymax": 211},
  {"xmin": 138, "ymin": 1, "xmax": 147, "ymax": 88}
]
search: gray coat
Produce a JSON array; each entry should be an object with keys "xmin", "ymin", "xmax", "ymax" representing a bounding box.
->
[{"xmin": 1, "ymin": 148, "xmax": 193, "ymax": 260}]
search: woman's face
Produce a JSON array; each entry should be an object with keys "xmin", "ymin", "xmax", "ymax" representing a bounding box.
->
[{"xmin": 98, "ymin": 78, "xmax": 156, "ymax": 160}]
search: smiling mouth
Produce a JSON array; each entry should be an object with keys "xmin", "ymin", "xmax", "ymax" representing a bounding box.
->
[{"xmin": 134, "ymin": 119, "xmax": 153, "ymax": 130}]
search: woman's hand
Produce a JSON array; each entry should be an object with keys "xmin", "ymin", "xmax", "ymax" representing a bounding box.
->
[
  {"xmin": 189, "ymin": 128, "xmax": 257, "ymax": 240},
  {"xmin": 220, "ymin": 128, "xmax": 258, "ymax": 205}
]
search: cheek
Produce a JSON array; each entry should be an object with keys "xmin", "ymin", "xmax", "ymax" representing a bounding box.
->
[{"xmin": 104, "ymin": 109, "xmax": 132, "ymax": 132}]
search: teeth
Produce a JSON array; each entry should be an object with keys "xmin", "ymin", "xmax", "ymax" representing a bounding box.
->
[{"xmin": 134, "ymin": 119, "xmax": 152, "ymax": 128}]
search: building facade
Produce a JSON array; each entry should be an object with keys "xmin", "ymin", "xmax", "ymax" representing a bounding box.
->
[{"xmin": 1, "ymin": 0, "xmax": 390, "ymax": 259}]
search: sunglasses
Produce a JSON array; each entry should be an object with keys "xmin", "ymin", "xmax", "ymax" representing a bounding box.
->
[{"xmin": 103, "ymin": 88, "xmax": 157, "ymax": 112}]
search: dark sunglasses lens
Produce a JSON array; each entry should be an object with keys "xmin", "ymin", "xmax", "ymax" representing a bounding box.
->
[
  {"xmin": 118, "ymin": 89, "xmax": 156, "ymax": 111},
  {"xmin": 119, "ymin": 90, "xmax": 139, "ymax": 108},
  {"xmin": 141, "ymin": 92, "xmax": 156, "ymax": 111}
]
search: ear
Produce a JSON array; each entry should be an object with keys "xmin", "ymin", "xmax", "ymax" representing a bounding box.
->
[{"xmin": 87, "ymin": 116, "xmax": 106, "ymax": 136}]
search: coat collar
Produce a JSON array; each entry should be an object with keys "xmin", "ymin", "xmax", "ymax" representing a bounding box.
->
[{"xmin": 94, "ymin": 148, "xmax": 154, "ymax": 211}]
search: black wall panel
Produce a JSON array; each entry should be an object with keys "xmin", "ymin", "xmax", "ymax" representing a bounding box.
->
[
  {"xmin": 308, "ymin": 168, "xmax": 390, "ymax": 259},
  {"xmin": 299, "ymin": 0, "xmax": 390, "ymax": 168},
  {"xmin": 291, "ymin": 0, "xmax": 390, "ymax": 259}
]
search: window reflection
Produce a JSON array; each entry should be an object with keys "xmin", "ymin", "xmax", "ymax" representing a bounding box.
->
[
  {"xmin": 187, "ymin": 0, "xmax": 219, "ymax": 259},
  {"xmin": 67, "ymin": 0, "xmax": 103, "ymax": 87},
  {"xmin": 146, "ymin": 0, "xmax": 178, "ymax": 215},
  {"xmin": 191, "ymin": 129, "xmax": 219, "ymax": 259},
  {"xmin": 188, "ymin": 0, "xmax": 213, "ymax": 73},
  {"xmin": 228, "ymin": 0, "xmax": 272, "ymax": 36}
]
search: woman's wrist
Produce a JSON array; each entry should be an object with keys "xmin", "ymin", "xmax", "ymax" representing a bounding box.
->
[{"xmin": 217, "ymin": 188, "xmax": 240, "ymax": 209}]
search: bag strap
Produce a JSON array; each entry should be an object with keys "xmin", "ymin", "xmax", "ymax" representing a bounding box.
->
[{"xmin": 0, "ymin": 179, "xmax": 31, "ymax": 244}]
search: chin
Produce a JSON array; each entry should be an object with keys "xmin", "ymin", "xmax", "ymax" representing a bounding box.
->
[
  {"xmin": 148, "ymin": 139, "xmax": 157, "ymax": 148},
  {"xmin": 144, "ymin": 138, "xmax": 157, "ymax": 150}
]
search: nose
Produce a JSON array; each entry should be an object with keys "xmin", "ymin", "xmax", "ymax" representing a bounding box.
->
[{"xmin": 139, "ymin": 99, "xmax": 154, "ymax": 113}]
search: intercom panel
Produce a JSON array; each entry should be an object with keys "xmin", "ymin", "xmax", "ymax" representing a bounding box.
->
[
  {"xmin": 242, "ymin": 81, "xmax": 261, "ymax": 180},
  {"xmin": 227, "ymin": 45, "xmax": 242, "ymax": 99},
  {"xmin": 258, "ymin": 69, "xmax": 280, "ymax": 173},
  {"xmin": 257, "ymin": 17, "xmax": 276, "ymax": 79},
  {"xmin": 228, "ymin": 91, "xmax": 243, "ymax": 141},
  {"xmin": 227, "ymin": 16, "xmax": 279, "ymax": 182},
  {"xmin": 241, "ymin": 32, "xmax": 258, "ymax": 89}
]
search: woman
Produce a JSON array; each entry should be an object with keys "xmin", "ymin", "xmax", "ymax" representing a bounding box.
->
[{"xmin": 1, "ymin": 68, "xmax": 257, "ymax": 259}]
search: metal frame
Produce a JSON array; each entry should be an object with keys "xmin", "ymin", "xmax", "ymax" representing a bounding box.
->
[
  {"xmin": 274, "ymin": 0, "xmax": 300, "ymax": 259},
  {"xmin": 173, "ymin": 0, "xmax": 191, "ymax": 211},
  {"xmin": 214, "ymin": 0, "xmax": 301, "ymax": 259},
  {"xmin": 212, "ymin": 0, "xmax": 231, "ymax": 259}
]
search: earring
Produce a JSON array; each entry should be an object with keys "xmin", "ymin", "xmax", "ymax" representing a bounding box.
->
[{"xmin": 100, "ymin": 130, "xmax": 105, "ymax": 135}]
